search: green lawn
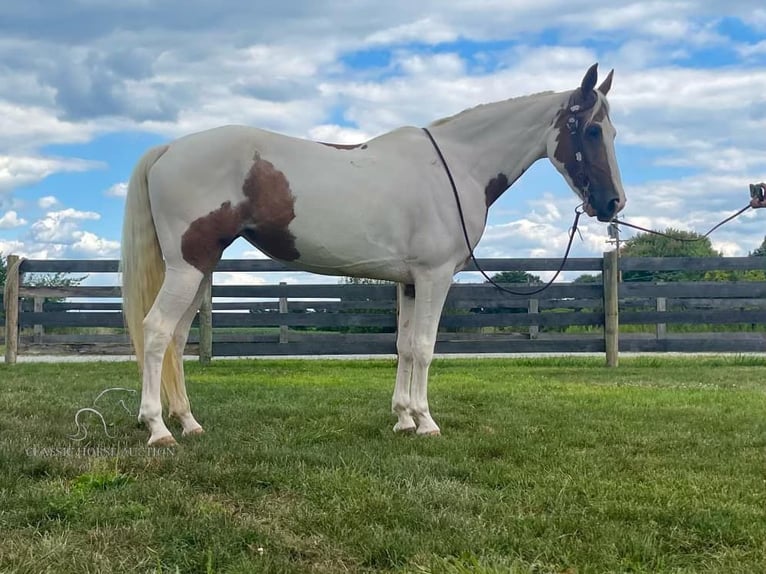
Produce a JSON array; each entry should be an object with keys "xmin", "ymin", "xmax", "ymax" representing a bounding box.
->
[{"xmin": 1, "ymin": 357, "xmax": 765, "ymax": 573}]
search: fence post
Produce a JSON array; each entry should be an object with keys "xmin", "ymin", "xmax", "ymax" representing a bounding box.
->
[
  {"xmin": 279, "ymin": 281, "xmax": 289, "ymax": 344},
  {"xmin": 4, "ymin": 254, "xmax": 20, "ymax": 364},
  {"xmin": 528, "ymin": 298, "xmax": 539, "ymax": 340},
  {"xmin": 198, "ymin": 279, "xmax": 213, "ymax": 364},
  {"xmin": 603, "ymin": 249, "xmax": 619, "ymax": 367},
  {"xmin": 33, "ymin": 297, "xmax": 44, "ymax": 344},
  {"xmin": 656, "ymin": 297, "xmax": 667, "ymax": 340}
]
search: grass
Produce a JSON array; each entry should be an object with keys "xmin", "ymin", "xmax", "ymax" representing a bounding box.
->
[{"xmin": 1, "ymin": 356, "xmax": 765, "ymax": 573}]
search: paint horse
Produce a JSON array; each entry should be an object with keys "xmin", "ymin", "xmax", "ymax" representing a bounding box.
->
[{"xmin": 121, "ymin": 63, "xmax": 625, "ymax": 446}]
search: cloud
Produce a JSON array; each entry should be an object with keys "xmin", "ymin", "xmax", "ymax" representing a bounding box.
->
[
  {"xmin": 29, "ymin": 208, "xmax": 101, "ymax": 244},
  {"xmin": 104, "ymin": 182, "xmax": 128, "ymax": 198},
  {"xmin": 0, "ymin": 155, "xmax": 101, "ymax": 194},
  {"xmin": 364, "ymin": 17, "xmax": 458, "ymax": 46},
  {"xmin": 71, "ymin": 230, "xmax": 120, "ymax": 258},
  {"xmin": 37, "ymin": 195, "xmax": 59, "ymax": 209},
  {"xmin": 307, "ymin": 124, "xmax": 371, "ymax": 144},
  {"xmin": 0, "ymin": 210, "xmax": 27, "ymax": 229},
  {"xmin": 0, "ymin": 100, "xmax": 98, "ymax": 152}
]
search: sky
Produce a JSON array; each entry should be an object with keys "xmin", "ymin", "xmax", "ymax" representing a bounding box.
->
[{"xmin": 2, "ymin": 1, "xmax": 766, "ymax": 286}]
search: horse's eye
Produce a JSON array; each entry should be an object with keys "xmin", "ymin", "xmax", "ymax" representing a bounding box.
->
[{"xmin": 586, "ymin": 125, "xmax": 602, "ymax": 139}]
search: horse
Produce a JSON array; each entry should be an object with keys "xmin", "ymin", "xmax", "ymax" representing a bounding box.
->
[{"xmin": 121, "ymin": 63, "xmax": 626, "ymax": 446}]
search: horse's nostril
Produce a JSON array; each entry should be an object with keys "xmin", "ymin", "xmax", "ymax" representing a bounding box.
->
[{"xmin": 607, "ymin": 198, "xmax": 619, "ymax": 215}]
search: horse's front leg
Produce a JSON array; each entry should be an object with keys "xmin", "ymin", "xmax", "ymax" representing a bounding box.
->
[
  {"xmin": 392, "ymin": 283, "xmax": 417, "ymax": 433},
  {"xmin": 408, "ymin": 270, "xmax": 453, "ymax": 436}
]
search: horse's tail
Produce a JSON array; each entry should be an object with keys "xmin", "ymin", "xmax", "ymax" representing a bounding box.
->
[{"xmin": 121, "ymin": 144, "xmax": 184, "ymax": 409}]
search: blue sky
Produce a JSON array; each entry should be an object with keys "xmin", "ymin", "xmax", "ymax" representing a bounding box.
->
[{"xmin": 2, "ymin": 1, "xmax": 766, "ymax": 284}]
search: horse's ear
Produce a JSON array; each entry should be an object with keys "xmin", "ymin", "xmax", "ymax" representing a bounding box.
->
[
  {"xmin": 597, "ymin": 69, "xmax": 614, "ymax": 96},
  {"xmin": 581, "ymin": 63, "xmax": 599, "ymax": 94}
]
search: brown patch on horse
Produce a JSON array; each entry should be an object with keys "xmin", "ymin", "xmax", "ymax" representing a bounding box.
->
[
  {"xmin": 181, "ymin": 155, "xmax": 300, "ymax": 273},
  {"xmin": 485, "ymin": 173, "xmax": 510, "ymax": 207},
  {"xmin": 240, "ymin": 156, "xmax": 300, "ymax": 261},
  {"xmin": 552, "ymin": 97, "xmax": 613, "ymax": 198},
  {"xmin": 319, "ymin": 142, "xmax": 368, "ymax": 150},
  {"xmin": 552, "ymin": 110, "xmax": 578, "ymax": 183}
]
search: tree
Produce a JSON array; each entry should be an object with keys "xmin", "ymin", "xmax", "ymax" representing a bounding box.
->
[
  {"xmin": 0, "ymin": 253, "xmax": 5, "ymax": 323},
  {"xmin": 749, "ymin": 236, "xmax": 766, "ymax": 257},
  {"xmin": 573, "ymin": 273, "xmax": 601, "ymax": 283},
  {"xmin": 487, "ymin": 271, "xmax": 542, "ymax": 284},
  {"xmin": 341, "ymin": 276, "xmax": 392, "ymax": 285},
  {"xmin": 0, "ymin": 252, "xmax": 6, "ymax": 289},
  {"xmin": 619, "ymin": 229, "xmax": 721, "ymax": 282}
]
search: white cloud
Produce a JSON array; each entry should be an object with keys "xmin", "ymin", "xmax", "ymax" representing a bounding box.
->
[
  {"xmin": 307, "ymin": 124, "xmax": 371, "ymax": 144},
  {"xmin": 0, "ymin": 155, "xmax": 101, "ymax": 193},
  {"xmin": 104, "ymin": 182, "xmax": 128, "ymax": 197},
  {"xmin": 364, "ymin": 17, "xmax": 457, "ymax": 46},
  {"xmin": 37, "ymin": 195, "xmax": 59, "ymax": 209},
  {"xmin": 29, "ymin": 208, "xmax": 101, "ymax": 244},
  {"xmin": 0, "ymin": 210, "xmax": 27, "ymax": 229},
  {"xmin": 0, "ymin": 239, "xmax": 25, "ymax": 256},
  {"xmin": 0, "ymin": 100, "xmax": 97, "ymax": 151},
  {"xmin": 71, "ymin": 230, "xmax": 120, "ymax": 258}
]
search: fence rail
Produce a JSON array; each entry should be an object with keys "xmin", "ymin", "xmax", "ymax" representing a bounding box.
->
[{"xmin": 4, "ymin": 254, "xmax": 766, "ymax": 364}]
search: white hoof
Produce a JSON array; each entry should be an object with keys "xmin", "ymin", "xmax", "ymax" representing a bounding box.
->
[
  {"xmin": 415, "ymin": 415, "xmax": 441, "ymax": 436},
  {"xmin": 182, "ymin": 426, "xmax": 205, "ymax": 437},
  {"xmin": 393, "ymin": 422, "xmax": 416, "ymax": 433},
  {"xmin": 148, "ymin": 433, "xmax": 177, "ymax": 447}
]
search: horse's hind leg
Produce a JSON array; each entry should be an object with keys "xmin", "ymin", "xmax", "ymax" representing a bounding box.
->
[
  {"xmin": 392, "ymin": 283, "xmax": 417, "ymax": 432},
  {"xmin": 168, "ymin": 274, "xmax": 210, "ymax": 437},
  {"xmin": 139, "ymin": 264, "xmax": 204, "ymax": 446}
]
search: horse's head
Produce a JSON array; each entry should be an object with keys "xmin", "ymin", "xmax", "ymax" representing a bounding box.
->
[{"xmin": 547, "ymin": 63, "xmax": 626, "ymax": 222}]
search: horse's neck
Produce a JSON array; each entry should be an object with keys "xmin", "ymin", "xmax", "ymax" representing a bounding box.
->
[{"xmin": 428, "ymin": 91, "xmax": 570, "ymax": 201}]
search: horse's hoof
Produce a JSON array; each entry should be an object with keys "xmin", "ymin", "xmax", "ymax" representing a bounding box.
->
[
  {"xmin": 183, "ymin": 426, "xmax": 205, "ymax": 437},
  {"xmin": 393, "ymin": 423, "xmax": 416, "ymax": 434},
  {"xmin": 149, "ymin": 434, "xmax": 177, "ymax": 447},
  {"xmin": 417, "ymin": 429, "xmax": 441, "ymax": 437}
]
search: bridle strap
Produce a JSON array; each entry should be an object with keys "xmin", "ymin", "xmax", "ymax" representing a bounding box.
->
[{"xmin": 563, "ymin": 90, "xmax": 598, "ymax": 195}]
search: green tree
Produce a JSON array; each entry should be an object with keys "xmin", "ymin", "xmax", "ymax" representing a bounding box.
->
[
  {"xmin": 749, "ymin": 236, "xmax": 766, "ymax": 257},
  {"xmin": 487, "ymin": 271, "xmax": 542, "ymax": 284},
  {"xmin": 0, "ymin": 253, "xmax": 6, "ymax": 323},
  {"xmin": 341, "ymin": 276, "xmax": 392, "ymax": 285},
  {"xmin": 573, "ymin": 273, "xmax": 601, "ymax": 283},
  {"xmin": 619, "ymin": 229, "xmax": 721, "ymax": 282},
  {"xmin": 0, "ymin": 252, "xmax": 6, "ymax": 288}
]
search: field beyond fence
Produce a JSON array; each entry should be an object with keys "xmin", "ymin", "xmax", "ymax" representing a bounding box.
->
[{"xmin": 4, "ymin": 254, "xmax": 766, "ymax": 363}]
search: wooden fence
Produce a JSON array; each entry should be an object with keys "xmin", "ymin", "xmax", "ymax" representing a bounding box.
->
[{"xmin": 3, "ymin": 254, "xmax": 766, "ymax": 364}]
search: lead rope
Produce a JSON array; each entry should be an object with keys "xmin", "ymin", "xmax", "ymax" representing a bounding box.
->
[
  {"xmin": 422, "ymin": 127, "xmax": 583, "ymax": 296},
  {"xmin": 614, "ymin": 204, "xmax": 752, "ymax": 242}
]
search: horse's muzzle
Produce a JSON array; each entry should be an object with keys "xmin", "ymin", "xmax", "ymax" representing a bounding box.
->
[{"xmin": 585, "ymin": 195, "xmax": 621, "ymax": 222}]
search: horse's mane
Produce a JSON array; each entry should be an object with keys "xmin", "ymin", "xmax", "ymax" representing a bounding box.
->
[{"xmin": 428, "ymin": 90, "xmax": 557, "ymax": 127}]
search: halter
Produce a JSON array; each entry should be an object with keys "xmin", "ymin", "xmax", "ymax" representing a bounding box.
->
[{"xmin": 562, "ymin": 88, "xmax": 599, "ymax": 197}]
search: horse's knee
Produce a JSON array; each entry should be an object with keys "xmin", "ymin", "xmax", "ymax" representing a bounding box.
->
[
  {"xmin": 143, "ymin": 314, "xmax": 173, "ymax": 357},
  {"xmin": 396, "ymin": 333, "xmax": 414, "ymax": 362},
  {"xmin": 412, "ymin": 335, "xmax": 435, "ymax": 366}
]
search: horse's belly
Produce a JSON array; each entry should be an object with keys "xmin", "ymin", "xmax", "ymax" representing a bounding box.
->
[{"xmin": 279, "ymin": 218, "xmax": 414, "ymax": 282}]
